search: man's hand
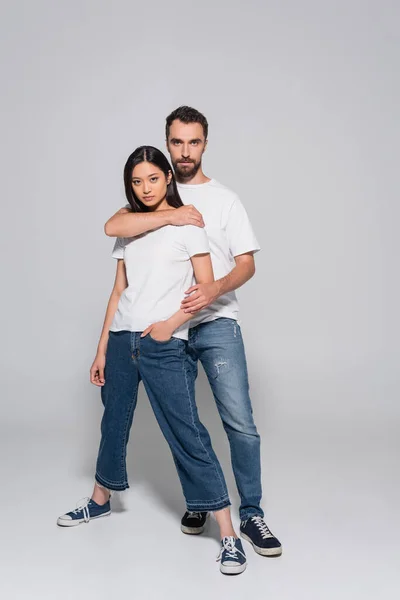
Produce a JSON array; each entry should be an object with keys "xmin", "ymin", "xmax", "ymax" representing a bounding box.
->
[
  {"xmin": 169, "ymin": 205, "xmax": 205, "ymax": 228},
  {"xmin": 141, "ymin": 320, "xmax": 174, "ymax": 341},
  {"xmin": 90, "ymin": 353, "xmax": 106, "ymax": 387},
  {"xmin": 181, "ymin": 282, "xmax": 220, "ymax": 314}
]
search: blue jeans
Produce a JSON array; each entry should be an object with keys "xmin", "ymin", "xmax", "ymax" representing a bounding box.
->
[
  {"xmin": 187, "ymin": 318, "xmax": 263, "ymax": 521},
  {"xmin": 95, "ymin": 331, "xmax": 230, "ymax": 512}
]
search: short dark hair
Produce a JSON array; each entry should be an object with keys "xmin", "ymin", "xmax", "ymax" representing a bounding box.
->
[
  {"xmin": 165, "ymin": 106, "xmax": 208, "ymax": 140},
  {"xmin": 123, "ymin": 146, "xmax": 183, "ymax": 212}
]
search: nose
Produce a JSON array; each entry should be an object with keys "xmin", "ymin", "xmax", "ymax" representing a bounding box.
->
[
  {"xmin": 143, "ymin": 181, "xmax": 151, "ymax": 194},
  {"xmin": 181, "ymin": 143, "xmax": 190, "ymax": 159}
]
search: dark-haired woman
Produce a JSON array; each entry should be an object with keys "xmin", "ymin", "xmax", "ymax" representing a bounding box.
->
[{"xmin": 57, "ymin": 146, "xmax": 247, "ymax": 574}]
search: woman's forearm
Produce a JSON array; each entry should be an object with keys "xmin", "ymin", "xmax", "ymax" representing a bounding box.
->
[
  {"xmin": 96, "ymin": 290, "xmax": 123, "ymax": 355},
  {"xmin": 166, "ymin": 308, "xmax": 196, "ymax": 333},
  {"xmin": 165, "ymin": 251, "xmax": 214, "ymax": 332}
]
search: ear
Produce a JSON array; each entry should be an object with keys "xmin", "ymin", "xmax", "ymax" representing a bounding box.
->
[
  {"xmin": 167, "ymin": 171, "xmax": 173, "ymax": 185},
  {"xmin": 203, "ymin": 139, "xmax": 208, "ymax": 152}
]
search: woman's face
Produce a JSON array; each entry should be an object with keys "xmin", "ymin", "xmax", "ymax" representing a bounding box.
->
[{"xmin": 131, "ymin": 161, "xmax": 172, "ymax": 210}]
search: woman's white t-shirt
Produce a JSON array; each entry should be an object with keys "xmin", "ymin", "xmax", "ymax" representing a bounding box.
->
[{"xmin": 110, "ymin": 224, "xmax": 210, "ymax": 340}]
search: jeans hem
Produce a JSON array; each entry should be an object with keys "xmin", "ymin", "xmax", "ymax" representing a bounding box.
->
[
  {"xmin": 240, "ymin": 508, "xmax": 264, "ymax": 521},
  {"xmin": 186, "ymin": 497, "xmax": 231, "ymax": 512},
  {"xmin": 95, "ymin": 473, "xmax": 130, "ymax": 492}
]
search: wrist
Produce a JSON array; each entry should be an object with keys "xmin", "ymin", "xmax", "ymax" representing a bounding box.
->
[
  {"xmin": 213, "ymin": 279, "xmax": 223, "ymax": 298},
  {"xmin": 97, "ymin": 344, "xmax": 107, "ymax": 356},
  {"xmin": 163, "ymin": 210, "xmax": 174, "ymax": 226},
  {"xmin": 166, "ymin": 315, "xmax": 180, "ymax": 331}
]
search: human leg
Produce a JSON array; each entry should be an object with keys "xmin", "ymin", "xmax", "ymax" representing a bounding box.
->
[
  {"xmin": 57, "ymin": 331, "xmax": 140, "ymax": 527},
  {"xmin": 138, "ymin": 333, "xmax": 230, "ymax": 512},
  {"xmin": 189, "ymin": 319, "xmax": 282, "ymax": 556},
  {"xmin": 139, "ymin": 332, "xmax": 247, "ymax": 573},
  {"xmin": 95, "ymin": 331, "xmax": 140, "ymax": 491},
  {"xmin": 189, "ymin": 318, "xmax": 262, "ymax": 520}
]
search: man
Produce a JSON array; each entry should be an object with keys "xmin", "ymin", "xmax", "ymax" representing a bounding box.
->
[{"xmin": 105, "ymin": 106, "xmax": 282, "ymax": 557}]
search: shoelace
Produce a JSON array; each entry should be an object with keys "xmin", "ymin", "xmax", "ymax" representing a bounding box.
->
[
  {"xmin": 216, "ymin": 536, "xmax": 246, "ymax": 562},
  {"xmin": 187, "ymin": 511, "xmax": 203, "ymax": 520},
  {"xmin": 73, "ymin": 497, "xmax": 91, "ymax": 523},
  {"xmin": 251, "ymin": 516, "xmax": 273, "ymax": 539}
]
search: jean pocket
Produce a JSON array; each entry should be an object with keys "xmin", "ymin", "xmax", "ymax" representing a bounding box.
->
[{"xmin": 148, "ymin": 333, "xmax": 174, "ymax": 344}]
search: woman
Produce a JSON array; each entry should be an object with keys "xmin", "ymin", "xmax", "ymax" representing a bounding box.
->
[{"xmin": 57, "ymin": 146, "xmax": 247, "ymax": 575}]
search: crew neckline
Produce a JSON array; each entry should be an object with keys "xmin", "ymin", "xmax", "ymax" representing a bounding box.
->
[{"xmin": 176, "ymin": 178, "xmax": 215, "ymax": 189}]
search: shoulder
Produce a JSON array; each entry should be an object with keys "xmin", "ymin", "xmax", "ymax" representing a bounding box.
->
[
  {"xmin": 207, "ymin": 180, "xmax": 243, "ymax": 224},
  {"xmin": 180, "ymin": 224, "xmax": 208, "ymax": 239},
  {"xmin": 208, "ymin": 179, "xmax": 239, "ymax": 205},
  {"xmin": 179, "ymin": 224, "xmax": 209, "ymax": 254}
]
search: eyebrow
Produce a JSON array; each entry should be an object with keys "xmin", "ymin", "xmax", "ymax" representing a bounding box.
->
[
  {"xmin": 131, "ymin": 172, "xmax": 159, "ymax": 180},
  {"xmin": 170, "ymin": 138, "xmax": 202, "ymax": 143}
]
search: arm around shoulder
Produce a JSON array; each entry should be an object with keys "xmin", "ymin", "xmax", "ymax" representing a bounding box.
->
[
  {"xmin": 104, "ymin": 205, "xmax": 205, "ymax": 237},
  {"xmin": 104, "ymin": 207, "xmax": 173, "ymax": 238}
]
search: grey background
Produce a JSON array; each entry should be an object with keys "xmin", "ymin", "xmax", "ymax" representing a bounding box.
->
[{"xmin": 0, "ymin": 1, "xmax": 398, "ymax": 599}]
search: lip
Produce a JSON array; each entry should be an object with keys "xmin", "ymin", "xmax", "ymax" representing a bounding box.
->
[{"xmin": 143, "ymin": 196, "xmax": 155, "ymax": 201}]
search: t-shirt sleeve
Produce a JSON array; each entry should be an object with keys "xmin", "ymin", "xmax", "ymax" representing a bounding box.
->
[
  {"xmin": 225, "ymin": 196, "xmax": 261, "ymax": 257},
  {"xmin": 111, "ymin": 237, "xmax": 127, "ymax": 259},
  {"xmin": 182, "ymin": 225, "xmax": 210, "ymax": 258}
]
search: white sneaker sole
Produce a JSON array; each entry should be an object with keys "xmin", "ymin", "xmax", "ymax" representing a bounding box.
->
[
  {"xmin": 241, "ymin": 533, "xmax": 282, "ymax": 556},
  {"xmin": 57, "ymin": 511, "xmax": 111, "ymax": 527},
  {"xmin": 180, "ymin": 513, "xmax": 209, "ymax": 535},
  {"xmin": 220, "ymin": 561, "xmax": 247, "ymax": 575}
]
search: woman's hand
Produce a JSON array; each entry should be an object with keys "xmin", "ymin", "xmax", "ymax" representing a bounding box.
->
[
  {"xmin": 141, "ymin": 320, "xmax": 174, "ymax": 342},
  {"xmin": 90, "ymin": 353, "xmax": 106, "ymax": 386}
]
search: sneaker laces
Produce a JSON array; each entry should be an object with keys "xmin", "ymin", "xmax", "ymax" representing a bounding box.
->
[
  {"xmin": 251, "ymin": 516, "xmax": 273, "ymax": 538},
  {"xmin": 187, "ymin": 511, "xmax": 203, "ymax": 520},
  {"xmin": 72, "ymin": 497, "xmax": 91, "ymax": 523},
  {"xmin": 216, "ymin": 536, "xmax": 246, "ymax": 562}
]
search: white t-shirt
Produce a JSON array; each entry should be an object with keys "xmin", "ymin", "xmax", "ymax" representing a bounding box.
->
[
  {"xmin": 177, "ymin": 179, "xmax": 260, "ymax": 327},
  {"xmin": 110, "ymin": 224, "xmax": 210, "ymax": 340}
]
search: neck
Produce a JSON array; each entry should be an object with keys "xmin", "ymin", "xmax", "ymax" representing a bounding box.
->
[
  {"xmin": 151, "ymin": 198, "xmax": 173, "ymax": 212},
  {"xmin": 175, "ymin": 167, "xmax": 211, "ymax": 186}
]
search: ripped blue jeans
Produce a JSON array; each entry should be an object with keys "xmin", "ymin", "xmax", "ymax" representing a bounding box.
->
[{"xmin": 187, "ymin": 318, "xmax": 263, "ymax": 521}]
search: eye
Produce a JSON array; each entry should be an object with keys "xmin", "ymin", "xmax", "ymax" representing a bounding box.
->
[
  {"xmin": 132, "ymin": 180, "xmax": 141, "ymax": 186},
  {"xmin": 173, "ymin": 141, "xmax": 181, "ymax": 146},
  {"xmin": 150, "ymin": 177, "xmax": 158, "ymax": 183},
  {"xmin": 191, "ymin": 141, "xmax": 199, "ymax": 146}
]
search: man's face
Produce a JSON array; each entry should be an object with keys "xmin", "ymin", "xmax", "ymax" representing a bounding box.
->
[{"xmin": 166, "ymin": 120, "xmax": 207, "ymax": 180}]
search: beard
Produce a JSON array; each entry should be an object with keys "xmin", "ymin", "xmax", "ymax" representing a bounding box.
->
[{"xmin": 173, "ymin": 159, "xmax": 201, "ymax": 181}]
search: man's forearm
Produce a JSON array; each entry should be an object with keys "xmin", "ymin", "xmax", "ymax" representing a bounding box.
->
[
  {"xmin": 180, "ymin": 258, "xmax": 256, "ymax": 314},
  {"xmin": 215, "ymin": 262, "xmax": 255, "ymax": 297},
  {"xmin": 104, "ymin": 210, "xmax": 173, "ymax": 238}
]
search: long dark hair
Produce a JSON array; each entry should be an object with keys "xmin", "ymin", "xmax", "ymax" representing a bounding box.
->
[{"xmin": 123, "ymin": 145, "xmax": 183, "ymax": 212}]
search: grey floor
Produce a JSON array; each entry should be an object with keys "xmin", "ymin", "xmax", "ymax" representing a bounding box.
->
[{"xmin": 1, "ymin": 391, "xmax": 398, "ymax": 600}]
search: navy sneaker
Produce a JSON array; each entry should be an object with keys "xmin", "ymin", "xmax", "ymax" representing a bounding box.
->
[
  {"xmin": 240, "ymin": 516, "xmax": 282, "ymax": 556},
  {"xmin": 57, "ymin": 497, "xmax": 111, "ymax": 527},
  {"xmin": 217, "ymin": 536, "xmax": 247, "ymax": 575},
  {"xmin": 181, "ymin": 511, "xmax": 208, "ymax": 534}
]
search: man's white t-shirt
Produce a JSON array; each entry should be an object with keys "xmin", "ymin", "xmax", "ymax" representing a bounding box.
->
[
  {"xmin": 177, "ymin": 179, "xmax": 260, "ymax": 327},
  {"xmin": 110, "ymin": 225, "xmax": 210, "ymax": 340}
]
